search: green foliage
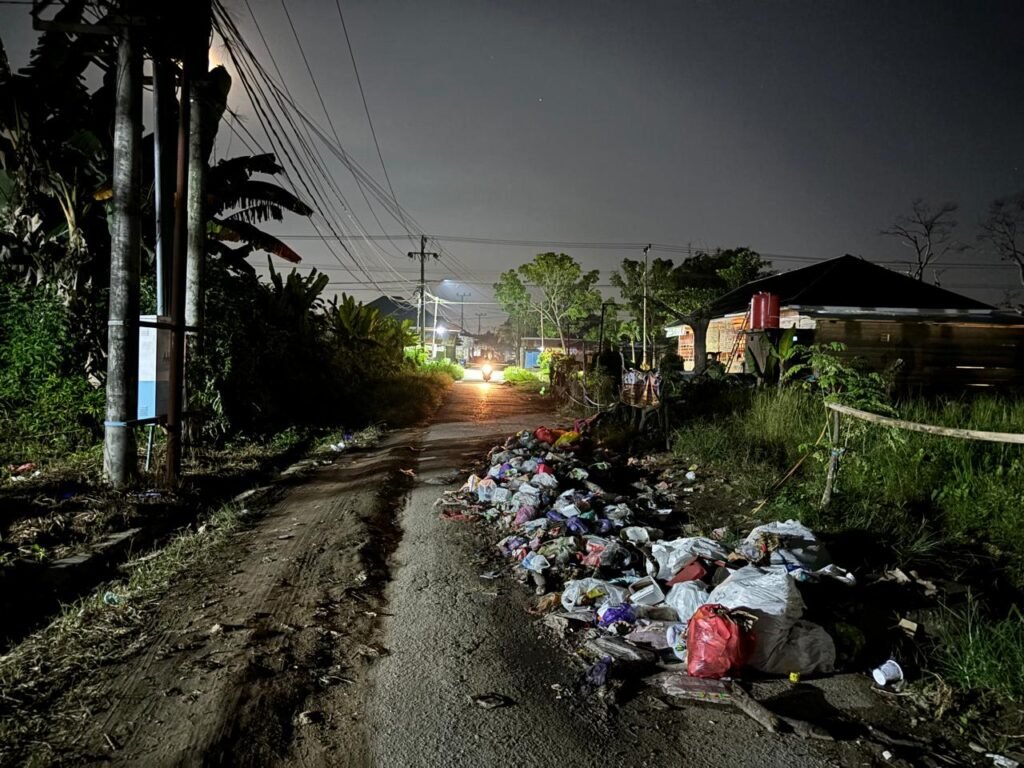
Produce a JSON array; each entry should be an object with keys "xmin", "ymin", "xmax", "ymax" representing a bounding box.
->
[
  {"xmin": 0, "ymin": 285, "xmax": 102, "ymax": 463},
  {"xmin": 206, "ymin": 150, "xmax": 313, "ymax": 265},
  {"xmin": 368, "ymin": 370, "xmax": 452, "ymax": 427},
  {"xmin": 420, "ymin": 358, "xmax": 464, "ymax": 380},
  {"xmin": 939, "ymin": 598, "xmax": 1024, "ymax": 702},
  {"xmin": 786, "ymin": 342, "xmax": 897, "ymax": 414},
  {"xmin": 493, "ymin": 253, "xmax": 600, "ymax": 349},
  {"xmin": 673, "ymin": 388, "xmax": 1024, "ymax": 586},
  {"xmin": 503, "ymin": 366, "xmax": 541, "ymax": 384},
  {"xmin": 609, "ymin": 257, "xmax": 678, "ymax": 347}
]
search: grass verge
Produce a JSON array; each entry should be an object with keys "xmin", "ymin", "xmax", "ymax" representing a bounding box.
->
[
  {"xmin": 670, "ymin": 385, "xmax": 1024, "ymax": 709},
  {"xmin": 0, "ymin": 502, "xmax": 246, "ymax": 767},
  {"xmin": 937, "ymin": 598, "xmax": 1024, "ymax": 703}
]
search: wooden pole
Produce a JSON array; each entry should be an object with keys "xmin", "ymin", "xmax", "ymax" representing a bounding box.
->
[
  {"xmin": 820, "ymin": 407, "xmax": 841, "ymax": 509},
  {"xmin": 826, "ymin": 402, "xmax": 1024, "ymax": 444}
]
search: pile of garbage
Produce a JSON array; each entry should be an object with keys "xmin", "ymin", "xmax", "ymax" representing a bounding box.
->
[{"xmin": 441, "ymin": 425, "xmax": 859, "ymax": 683}]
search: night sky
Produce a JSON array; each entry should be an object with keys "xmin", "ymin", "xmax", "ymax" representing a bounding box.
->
[{"xmin": 3, "ymin": 1, "xmax": 1023, "ymax": 329}]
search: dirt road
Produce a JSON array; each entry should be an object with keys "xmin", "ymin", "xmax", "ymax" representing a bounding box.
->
[{"xmin": 30, "ymin": 381, "xmax": 885, "ymax": 766}]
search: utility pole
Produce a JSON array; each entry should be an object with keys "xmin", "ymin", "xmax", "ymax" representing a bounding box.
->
[
  {"xmin": 183, "ymin": 21, "xmax": 210, "ymax": 452},
  {"xmin": 641, "ymin": 244, "xmax": 651, "ymax": 370},
  {"xmin": 476, "ymin": 312, "xmax": 484, "ymax": 335},
  {"xmin": 456, "ymin": 291, "xmax": 470, "ymax": 333},
  {"xmin": 165, "ymin": 0, "xmax": 210, "ymax": 485},
  {"xmin": 185, "ymin": 49, "xmax": 209, "ymax": 339},
  {"xmin": 408, "ymin": 235, "xmax": 438, "ymax": 348},
  {"xmin": 103, "ymin": 17, "xmax": 142, "ymax": 488},
  {"xmin": 152, "ymin": 57, "xmax": 175, "ymax": 315}
]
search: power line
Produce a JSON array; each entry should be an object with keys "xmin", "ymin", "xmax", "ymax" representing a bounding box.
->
[{"xmin": 333, "ymin": 0, "xmax": 411, "ymax": 246}]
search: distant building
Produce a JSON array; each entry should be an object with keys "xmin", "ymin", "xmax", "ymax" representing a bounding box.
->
[{"xmin": 664, "ymin": 255, "xmax": 1024, "ymax": 390}]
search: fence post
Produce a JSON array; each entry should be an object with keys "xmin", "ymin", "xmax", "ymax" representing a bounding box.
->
[{"xmin": 820, "ymin": 406, "xmax": 841, "ymax": 509}]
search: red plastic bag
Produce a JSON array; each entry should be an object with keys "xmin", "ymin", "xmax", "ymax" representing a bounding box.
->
[{"xmin": 686, "ymin": 603, "xmax": 754, "ymax": 679}]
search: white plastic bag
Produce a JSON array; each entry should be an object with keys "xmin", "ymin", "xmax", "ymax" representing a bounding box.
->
[
  {"xmin": 664, "ymin": 581, "xmax": 710, "ymax": 624},
  {"xmin": 708, "ymin": 565, "xmax": 834, "ymax": 675},
  {"xmin": 740, "ymin": 520, "xmax": 829, "ymax": 570},
  {"xmin": 531, "ymin": 472, "xmax": 559, "ymax": 489},
  {"xmin": 561, "ymin": 578, "xmax": 628, "ymax": 612},
  {"xmin": 649, "ymin": 537, "xmax": 730, "ymax": 580}
]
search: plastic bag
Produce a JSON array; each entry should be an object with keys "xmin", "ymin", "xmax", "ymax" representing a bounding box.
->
[
  {"xmin": 708, "ymin": 565, "xmax": 835, "ymax": 675},
  {"xmin": 739, "ymin": 519, "xmax": 829, "ymax": 570},
  {"xmin": 666, "ymin": 622, "xmax": 688, "ymax": 661},
  {"xmin": 597, "ymin": 602, "xmax": 636, "ymax": 628},
  {"xmin": 686, "ymin": 603, "xmax": 754, "ymax": 678},
  {"xmin": 664, "ymin": 581, "xmax": 710, "ymax": 624},
  {"xmin": 531, "ymin": 472, "xmax": 559, "ymax": 489},
  {"xmin": 650, "ymin": 537, "xmax": 730, "ymax": 580},
  {"xmin": 561, "ymin": 578, "xmax": 628, "ymax": 612}
]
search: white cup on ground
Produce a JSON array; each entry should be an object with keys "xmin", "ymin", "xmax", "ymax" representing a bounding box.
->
[{"xmin": 871, "ymin": 659, "xmax": 904, "ymax": 687}]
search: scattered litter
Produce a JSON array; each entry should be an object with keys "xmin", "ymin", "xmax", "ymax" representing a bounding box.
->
[
  {"xmin": 470, "ymin": 693, "xmax": 513, "ymax": 709},
  {"xmin": 102, "ymin": 591, "xmax": 121, "ymax": 606},
  {"xmin": 428, "ymin": 422, "xmax": 944, "ymax": 741},
  {"xmin": 871, "ymin": 659, "xmax": 904, "ymax": 689},
  {"xmin": 297, "ymin": 710, "xmax": 324, "ymax": 726},
  {"xmin": 987, "ymin": 754, "xmax": 1021, "ymax": 768}
]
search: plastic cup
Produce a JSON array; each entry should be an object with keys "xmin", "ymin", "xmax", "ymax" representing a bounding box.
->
[{"xmin": 871, "ymin": 659, "xmax": 904, "ymax": 687}]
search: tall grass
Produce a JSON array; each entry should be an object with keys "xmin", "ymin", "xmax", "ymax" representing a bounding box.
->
[
  {"xmin": 938, "ymin": 598, "xmax": 1024, "ymax": 702},
  {"xmin": 676, "ymin": 390, "xmax": 1024, "ymax": 577},
  {"xmin": 672, "ymin": 388, "xmax": 1024, "ymax": 701}
]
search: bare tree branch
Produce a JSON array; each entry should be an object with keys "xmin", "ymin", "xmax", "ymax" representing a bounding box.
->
[
  {"xmin": 881, "ymin": 198, "xmax": 963, "ymax": 280},
  {"xmin": 979, "ymin": 192, "xmax": 1024, "ymax": 288}
]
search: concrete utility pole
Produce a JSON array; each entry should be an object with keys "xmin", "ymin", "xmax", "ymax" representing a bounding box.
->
[
  {"xmin": 641, "ymin": 243, "xmax": 651, "ymax": 370},
  {"xmin": 103, "ymin": 22, "xmax": 142, "ymax": 488},
  {"xmin": 184, "ymin": 33, "xmax": 210, "ymax": 448},
  {"xmin": 456, "ymin": 291, "xmax": 470, "ymax": 333},
  {"xmin": 407, "ymin": 235, "xmax": 438, "ymax": 348},
  {"xmin": 476, "ymin": 312, "xmax": 484, "ymax": 335},
  {"xmin": 185, "ymin": 58, "xmax": 208, "ymax": 335}
]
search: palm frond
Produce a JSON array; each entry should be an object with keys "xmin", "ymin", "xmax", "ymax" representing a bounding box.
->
[{"xmin": 209, "ymin": 217, "xmax": 302, "ymax": 263}]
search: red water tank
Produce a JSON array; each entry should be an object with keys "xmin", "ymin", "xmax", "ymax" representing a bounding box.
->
[{"xmin": 750, "ymin": 292, "xmax": 780, "ymax": 330}]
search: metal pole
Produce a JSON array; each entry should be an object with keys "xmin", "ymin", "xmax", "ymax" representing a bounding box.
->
[
  {"xmin": 166, "ymin": 0, "xmax": 211, "ymax": 484},
  {"xmin": 418, "ymin": 235, "xmax": 426, "ymax": 347},
  {"xmin": 153, "ymin": 57, "xmax": 175, "ymax": 316},
  {"xmin": 165, "ymin": 57, "xmax": 193, "ymax": 485},
  {"xmin": 641, "ymin": 243, "xmax": 651, "ymax": 370},
  {"xmin": 103, "ymin": 22, "xmax": 142, "ymax": 488},
  {"xmin": 431, "ymin": 292, "xmax": 440, "ymax": 357}
]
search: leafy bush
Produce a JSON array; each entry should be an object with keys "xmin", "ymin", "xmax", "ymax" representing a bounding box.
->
[
  {"xmin": 0, "ymin": 285, "xmax": 102, "ymax": 463},
  {"xmin": 368, "ymin": 370, "xmax": 452, "ymax": 426},
  {"xmin": 503, "ymin": 366, "xmax": 540, "ymax": 384},
  {"xmin": 420, "ymin": 358, "xmax": 464, "ymax": 380}
]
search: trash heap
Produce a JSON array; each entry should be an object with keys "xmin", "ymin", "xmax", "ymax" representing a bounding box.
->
[{"xmin": 442, "ymin": 426, "xmax": 858, "ymax": 684}]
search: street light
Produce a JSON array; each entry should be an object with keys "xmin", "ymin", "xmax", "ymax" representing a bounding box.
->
[{"xmin": 433, "ymin": 325, "xmax": 447, "ymax": 358}]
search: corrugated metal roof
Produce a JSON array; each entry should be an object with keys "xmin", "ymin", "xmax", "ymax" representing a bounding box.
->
[{"xmin": 704, "ymin": 255, "xmax": 995, "ymax": 317}]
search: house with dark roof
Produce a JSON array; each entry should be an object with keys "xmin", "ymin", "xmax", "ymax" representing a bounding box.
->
[{"xmin": 665, "ymin": 255, "xmax": 1024, "ymax": 389}]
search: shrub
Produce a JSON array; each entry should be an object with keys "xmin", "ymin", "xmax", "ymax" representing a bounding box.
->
[
  {"xmin": 420, "ymin": 358, "xmax": 464, "ymax": 381},
  {"xmin": 0, "ymin": 285, "xmax": 103, "ymax": 463},
  {"xmin": 503, "ymin": 366, "xmax": 540, "ymax": 383}
]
